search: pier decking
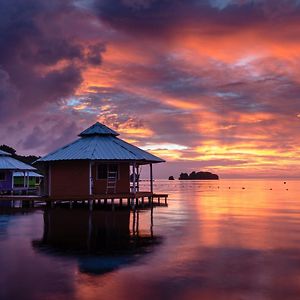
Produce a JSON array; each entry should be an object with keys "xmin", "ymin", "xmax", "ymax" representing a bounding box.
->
[{"xmin": 0, "ymin": 192, "xmax": 168, "ymax": 210}]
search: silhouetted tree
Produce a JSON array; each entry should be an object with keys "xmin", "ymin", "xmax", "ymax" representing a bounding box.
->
[
  {"xmin": 0, "ymin": 144, "xmax": 16, "ymax": 155},
  {"xmin": 0, "ymin": 144, "xmax": 40, "ymax": 165}
]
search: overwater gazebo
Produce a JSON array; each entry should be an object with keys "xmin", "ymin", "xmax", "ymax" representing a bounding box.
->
[
  {"xmin": 37, "ymin": 122, "xmax": 165, "ymax": 200},
  {"xmin": 0, "ymin": 150, "xmax": 37, "ymax": 194}
]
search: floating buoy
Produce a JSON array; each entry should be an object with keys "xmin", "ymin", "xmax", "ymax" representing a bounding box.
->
[
  {"xmin": 270, "ymin": 188, "xmax": 272, "ymax": 190},
  {"xmin": 242, "ymin": 187, "xmax": 245, "ymax": 189},
  {"xmin": 284, "ymin": 182, "xmax": 287, "ymax": 184}
]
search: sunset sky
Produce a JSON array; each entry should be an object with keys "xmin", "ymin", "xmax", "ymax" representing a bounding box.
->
[{"xmin": 1, "ymin": 0, "xmax": 300, "ymax": 178}]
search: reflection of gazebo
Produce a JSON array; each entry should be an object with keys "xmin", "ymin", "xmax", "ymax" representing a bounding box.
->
[
  {"xmin": 36, "ymin": 122, "xmax": 165, "ymax": 199},
  {"xmin": 0, "ymin": 150, "xmax": 37, "ymax": 194},
  {"xmin": 32, "ymin": 208, "xmax": 161, "ymax": 274}
]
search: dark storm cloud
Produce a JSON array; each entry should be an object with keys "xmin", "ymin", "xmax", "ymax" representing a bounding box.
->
[
  {"xmin": 94, "ymin": 0, "xmax": 221, "ymax": 32},
  {"xmin": 0, "ymin": 69, "xmax": 20, "ymax": 121},
  {"xmin": 86, "ymin": 86, "xmax": 180, "ymax": 114},
  {"xmin": 0, "ymin": 0, "xmax": 108, "ymax": 156},
  {"xmin": 87, "ymin": 44, "xmax": 106, "ymax": 65},
  {"xmin": 93, "ymin": 0, "xmax": 300, "ymax": 37},
  {"xmin": 22, "ymin": 121, "xmax": 79, "ymax": 152},
  {"xmin": 0, "ymin": 0, "xmax": 105, "ymax": 122}
]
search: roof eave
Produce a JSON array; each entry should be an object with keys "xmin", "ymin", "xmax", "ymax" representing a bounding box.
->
[
  {"xmin": 0, "ymin": 168, "xmax": 37, "ymax": 171},
  {"xmin": 35, "ymin": 158, "xmax": 165, "ymax": 164}
]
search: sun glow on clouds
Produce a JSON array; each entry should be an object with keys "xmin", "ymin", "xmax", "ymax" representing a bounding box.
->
[
  {"xmin": 2, "ymin": 0, "xmax": 300, "ymax": 177},
  {"xmin": 142, "ymin": 144, "xmax": 188, "ymax": 151},
  {"xmin": 68, "ymin": 38, "xmax": 300, "ymax": 176}
]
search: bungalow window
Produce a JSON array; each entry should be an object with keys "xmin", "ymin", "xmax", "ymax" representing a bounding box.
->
[
  {"xmin": 97, "ymin": 164, "xmax": 119, "ymax": 180},
  {"xmin": 0, "ymin": 171, "xmax": 6, "ymax": 181}
]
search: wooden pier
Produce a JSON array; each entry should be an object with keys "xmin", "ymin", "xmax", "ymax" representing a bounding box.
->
[{"xmin": 0, "ymin": 192, "xmax": 168, "ymax": 210}]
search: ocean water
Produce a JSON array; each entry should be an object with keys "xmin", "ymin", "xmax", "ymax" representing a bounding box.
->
[{"xmin": 1, "ymin": 179, "xmax": 300, "ymax": 300}]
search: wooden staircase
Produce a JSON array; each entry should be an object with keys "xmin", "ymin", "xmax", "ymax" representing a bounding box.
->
[{"xmin": 106, "ymin": 171, "xmax": 118, "ymax": 194}]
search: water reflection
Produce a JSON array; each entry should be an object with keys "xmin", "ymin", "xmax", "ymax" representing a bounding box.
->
[
  {"xmin": 32, "ymin": 208, "xmax": 161, "ymax": 275},
  {"xmin": 2, "ymin": 180, "xmax": 300, "ymax": 300}
]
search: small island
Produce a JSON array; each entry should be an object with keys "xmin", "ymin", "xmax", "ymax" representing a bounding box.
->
[
  {"xmin": 168, "ymin": 176, "xmax": 175, "ymax": 180},
  {"xmin": 179, "ymin": 171, "xmax": 219, "ymax": 180}
]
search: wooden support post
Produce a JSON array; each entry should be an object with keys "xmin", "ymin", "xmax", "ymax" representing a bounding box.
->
[
  {"xmin": 136, "ymin": 210, "xmax": 140, "ymax": 237},
  {"xmin": 89, "ymin": 161, "xmax": 93, "ymax": 196},
  {"xmin": 150, "ymin": 205, "xmax": 154, "ymax": 238},
  {"xmin": 132, "ymin": 209, "xmax": 136, "ymax": 235},
  {"xmin": 133, "ymin": 162, "xmax": 136, "ymax": 194},
  {"xmin": 48, "ymin": 164, "xmax": 52, "ymax": 197},
  {"xmin": 112, "ymin": 198, "xmax": 115, "ymax": 211},
  {"xmin": 11, "ymin": 170, "xmax": 14, "ymax": 193},
  {"xmin": 89, "ymin": 200, "xmax": 93, "ymax": 211},
  {"xmin": 150, "ymin": 163, "xmax": 153, "ymax": 193},
  {"xmin": 23, "ymin": 171, "xmax": 26, "ymax": 189},
  {"xmin": 136, "ymin": 164, "xmax": 139, "ymax": 192},
  {"xmin": 27, "ymin": 172, "xmax": 29, "ymax": 192},
  {"xmin": 87, "ymin": 212, "xmax": 92, "ymax": 252},
  {"xmin": 127, "ymin": 198, "xmax": 130, "ymax": 206},
  {"xmin": 120, "ymin": 198, "xmax": 123, "ymax": 206}
]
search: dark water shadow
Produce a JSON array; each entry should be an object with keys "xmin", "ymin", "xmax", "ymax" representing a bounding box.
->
[{"xmin": 32, "ymin": 208, "xmax": 162, "ymax": 275}]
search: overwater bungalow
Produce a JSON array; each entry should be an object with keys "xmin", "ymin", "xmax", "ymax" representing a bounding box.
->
[
  {"xmin": 36, "ymin": 122, "xmax": 165, "ymax": 202},
  {"xmin": 0, "ymin": 150, "xmax": 37, "ymax": 194}
]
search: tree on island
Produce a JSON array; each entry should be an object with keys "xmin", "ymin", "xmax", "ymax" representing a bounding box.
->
[
  {"xmin": 168, "ymin": 176, "xmax": 175, "ymax": 180},
  {"xmin": 179, "ymin": 171, "xmax": 219, "ymax": 180}
]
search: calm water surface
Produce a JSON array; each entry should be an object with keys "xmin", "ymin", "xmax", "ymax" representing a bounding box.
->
[{"xmin": 1, "ymin": 179, "xmax": 300, "ymax": 300}]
